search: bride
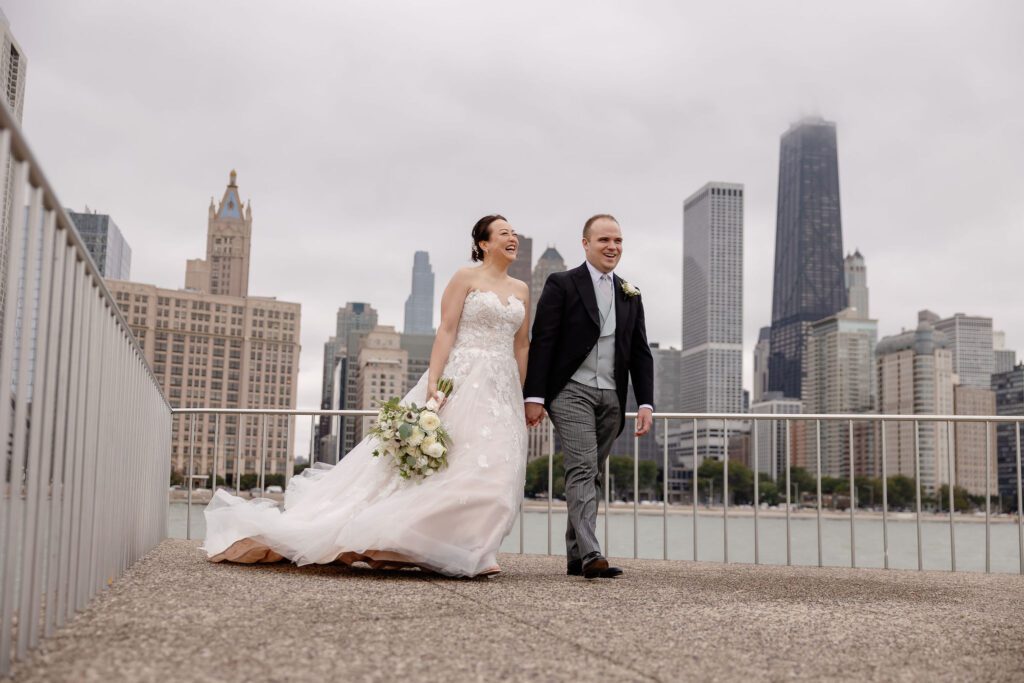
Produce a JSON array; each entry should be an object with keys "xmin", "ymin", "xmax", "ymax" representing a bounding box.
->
[{"xmin": 202, "ymin": 215, "xmax": 530, "ymax": 577}]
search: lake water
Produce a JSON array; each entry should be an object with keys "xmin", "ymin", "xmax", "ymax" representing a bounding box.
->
[{"xmin": 169, "ymin": 501, "xmax": 1023, "ymax": 574}]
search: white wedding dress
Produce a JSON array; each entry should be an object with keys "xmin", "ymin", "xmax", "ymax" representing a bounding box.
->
[{"xmin": 202, "ymin": 290, "xmax": 528, "ymax": 577}]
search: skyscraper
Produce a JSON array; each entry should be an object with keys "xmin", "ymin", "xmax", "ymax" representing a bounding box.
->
[
  {"xmin": 67, "ymin": 209, "xmax": 133, "ymax": 279},
  {"xmin": 952, "ymin": 385, "xmax": 997, "ymax": 497},
  {"xmin": 108, "ymin": 173, "xmax": 301, "ymax": 484},
  {"xmin": 681, "ymin": 182, "xmax": 744, "ymax": 414},
  {"xmin": 844, "ymin": 250, "xmax": 869, "ymax": 319},
  {"xmin": 769, "ymin": 117, "xmax": 847, "ymax": 399},
  {"xmin": 934, "ymin": 313, "xmax": 994, "ymax": 388},
  {"xmin": 403, "ymin": 251, "xmax": 434, "ymax": 335},
  {"xmin": 0, "ymin": 10, "xmax": 26, "ymax": 333},
  {"xmin": 992, "ymin": 364, "xmax": 1023, "ymax": 504},
  {"xmin": 318, "ymin": 302, "xmax": 378, "ymax": 462},
  {"xmin": 876, "ymin": 315, "xmax": 955, "ymax": 493},
  {"xmin": 802, "ymin": 308, "xmax": 878, "ymax": 477},
  {"xmin": 753, "ymin": 326, "xmax": 771, "ymax": 404},
  {"xmin": 531, "ymin": 246, "xmax": 566, "ymax": 323},
  {"xmin": 993, "ymin": 331, "xmax": 1016, "ymax": 374},
  {"xmin": 508, "ymin": 234, "xmax": 532, "ymax": 285}
]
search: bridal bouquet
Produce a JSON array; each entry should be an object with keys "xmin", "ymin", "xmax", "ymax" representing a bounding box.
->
[{"xmin": 370, "ymin": 377, "xmax": 454, "ymax": 481}]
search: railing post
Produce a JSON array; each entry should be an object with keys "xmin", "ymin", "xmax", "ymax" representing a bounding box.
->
[
  {"xmin": 848, "ymin": 418, "xmax": 856, "ymax": 568},
  {"xmin": 722, "ymin": 418, "xmax": 729, "ymax": 564},
  {"xmin": 692, "ymin": 417, "xmax": 699, "ymax": 562},
  {"xmin": 662, "ymin": 417, "xmax": 668, "ymax": 561},
  {"xmin": 785, "ymin": 419, "xmax": 792, "ymax": 566},
  {"xmin": 547, "ymin": 419, "xmax": 554, "ymax": 556},
  {"xmin": 913, "ymin": 421, "xmax": 923, "ymax": 571},
  {"xmin": 213, "ymin": 414, "xmax": 220, "ymax": 493},
  {"xmin": 1016, "ymin": 423, "xmax": 1022, "ymax": 575},
  {"xmin": 633, "ymin": 419, "xmax": 639, "ymax": 559},
  {"xmin": 948, "ymin": 421, "xmax": 956, "ymax": 572},
  {"xmin": 604, "ymin": 446, "xmax": 610, "ymax": 555},
  {"xmin": 234, "ymin": 415, "xmax": 242, "ymax": 496},
  {"xmin": 308, "ymin": 414, "xmax": 316, "ymax": 468},
  {"xmin": 984, "ymin": 420, "xmax": 991, "ymax": 573},
  {"xmin": 752, "ymin": 419, "xmax": 759, "ymax": 565},
  {"xmin": 815, "ymin": 419, "xmax": 822, "ymax": 568},
  {"xmin": 187, "ymin": 413, "xmax": 196, "ymax": 540},
  {"xmin": 259, "ymin": 414, "xmax": 268, "ymax": 493},
  {"xmin": 881, "ymin": 420, "xmax": 889, "ymax": 569}
]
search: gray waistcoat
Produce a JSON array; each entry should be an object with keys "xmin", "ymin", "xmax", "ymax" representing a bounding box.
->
[{"xmin": 571, "ymin": 280, "xmax": 616, "ymax": 390}]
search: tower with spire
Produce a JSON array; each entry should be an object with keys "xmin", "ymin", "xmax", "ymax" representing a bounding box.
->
[{"xmin": 186, "ymin": 170, "xmax": 253, "ymax": 296}]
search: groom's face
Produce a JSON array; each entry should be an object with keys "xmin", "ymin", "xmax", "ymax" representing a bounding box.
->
[{"xmin": 582, "ymin": 218, "xmax": 623, "ymax": 273}]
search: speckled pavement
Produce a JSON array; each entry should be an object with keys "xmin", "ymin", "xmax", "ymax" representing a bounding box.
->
[{"xmin": 9, "ymin": 539, "xmax": 1024, "ymax": 682}]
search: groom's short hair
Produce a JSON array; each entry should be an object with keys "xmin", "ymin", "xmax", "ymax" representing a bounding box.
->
[{"xmin": 583, "ymin": 213, "xmax": 618, "ymax": 239}]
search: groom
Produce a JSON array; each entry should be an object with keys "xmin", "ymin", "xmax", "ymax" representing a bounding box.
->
[{"xmin": 524, "ymin": 214, "xmax": 654, "ymax": 579}]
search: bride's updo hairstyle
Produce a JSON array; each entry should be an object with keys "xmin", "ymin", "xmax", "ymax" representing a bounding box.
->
[{"xmin": 470, "ymin": 214, "xmax": 507, "ymax": 262}]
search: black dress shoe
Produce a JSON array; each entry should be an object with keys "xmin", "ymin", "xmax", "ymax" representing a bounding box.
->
[
  {"xmin": 582, "ymin": 555, "xmax": 609, "ymax": 579},
  {"xmin": 567, "ymin": 559, "xmax": 583, "ymax": 576},
  {"xmin": 601, "ymin": 565, "xmax": 624, "ymax": 578}
]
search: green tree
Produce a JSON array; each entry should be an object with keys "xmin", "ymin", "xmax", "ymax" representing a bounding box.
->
[
  {"xmin": 169, "ymin": 469, "xmax": 184, "ymax": 486},
  {"xmin": 886, "ymin": 475, "xmax": 917, "ymax": 509},
  {"xmin": 697, "ymin": 460, "xmax": 755, "ymax": 504},
  {"xmin": 936, "ymin": 484, "xmax": 971, "ymax": 512},
  {"xmin": 756, "ymin": 477, "xmax": 780, "ymax": 506},
  {"xmin": 525, "ymin": 453, "xmax": 565, "ymax": 498},
  {"xmin": 607, "ymin": 457, "xmax": 659, "ymax": 500}
]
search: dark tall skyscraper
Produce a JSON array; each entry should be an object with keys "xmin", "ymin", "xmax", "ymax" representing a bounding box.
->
[
  {"xmin": 403, "ymin": 251, "xmax": 434, "ymax": 335},
  {"xmin": 768, "ymin": 117, "xmax": 847, "ymax": 398}
]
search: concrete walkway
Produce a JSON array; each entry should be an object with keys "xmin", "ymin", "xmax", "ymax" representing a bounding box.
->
[{"xmin": 10, "ymin": 540, "xmax": 1024, "ymax": 682}]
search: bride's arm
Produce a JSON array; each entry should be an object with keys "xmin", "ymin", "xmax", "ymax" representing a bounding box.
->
[
  {"xmin": 513, "ymin": 281, "xmax": 530, "ymax": 387},
  {"xmin": 427, "ymin": 269, "xmax": 471, "ymax": 399}
]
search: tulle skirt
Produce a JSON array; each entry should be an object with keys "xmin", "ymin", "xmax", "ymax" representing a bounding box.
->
[{"xmin": 202, "ymin": 357, "xmax": 528, "ymax": 577}]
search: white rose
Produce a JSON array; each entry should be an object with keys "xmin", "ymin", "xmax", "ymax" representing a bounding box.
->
[
  {"xmin": 425, "ymin": 398, "xmax": 440, "ymax": 412},
  {"xmin": 418, "ymin": 411, "xmax": 441, "ymax": 432},
  {"xmin": 425, "ymin": 442, "xmax": 446, "ymax": 459},
  {"xmin": 407, "ymin": 426, "xmax": 425, "ymax": 446},
  {"xmin": 421, "ymin": 435, "xmax": 437, "ymax": 450}
]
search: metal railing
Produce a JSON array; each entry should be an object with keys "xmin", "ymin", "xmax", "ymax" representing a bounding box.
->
[
  {"xmin": 0, "ymin": 103, "xmax": 171, "ymax": 676},
  {"xmin": 176, "ymin": 408, "xmax": 1023, "ymax": 575}
]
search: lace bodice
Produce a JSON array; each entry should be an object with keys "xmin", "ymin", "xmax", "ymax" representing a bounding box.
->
[{"xmin": 443, "ymin": 289, "xmax": 524, "ymax": 384}]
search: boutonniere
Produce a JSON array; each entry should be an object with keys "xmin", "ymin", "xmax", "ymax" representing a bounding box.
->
[{"xmin": 620, "ymin": 280, "xmax": 640, "ymax": 298}]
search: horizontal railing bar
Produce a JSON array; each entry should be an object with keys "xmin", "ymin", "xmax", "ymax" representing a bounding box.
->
[{"xmin": 170, "ymin": 407, "xmax": 1024, "ymax": 424}]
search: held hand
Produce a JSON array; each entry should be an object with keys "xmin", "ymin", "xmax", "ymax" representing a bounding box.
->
[
  {"xmin": 635, "ymin": 407, "xmax": 653, "ymax": 436},
  {"xmin": 524, "ymin": 402, "xmax": 546, "ymax": 427}
]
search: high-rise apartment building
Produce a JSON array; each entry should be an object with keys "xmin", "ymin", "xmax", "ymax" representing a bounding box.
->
[
  {"xmin": 67, "ymin": 209, "xmax": 132, "ymax": 280},
  {"xmin": 753, "ymin": 326, "xmax": 771, "ymax": 404},
  {"xmin": 108, "ymin": 172, "xmax": 301, "ymax": 484},
  {"xmin": 355, "ymin": 326, "xmax": 408, "ymax": 442},
  {"xmin": 993, "ymin": 331, "xmax": 1016, "ymax": 374},
  {"xmin": 876, "ymin": 315, "xmax": 954, "ymax": 493},
  {"xmin": 318, "ymin": 302, "xmax": 378, "ymax": 462},
  {"xmin": 844, "ymin": 250, "xmax": 869, "ymax": 319},
  {"xmin": 750, "ymin": 392, "xmax": 802, "ymax": 481},
  {"xmin": 992, "ymin": 364, "xmax": 1023, "ymax": 504},
  {"xmin": 508, "ymin": 234, "xmax": 532, "ymax": 285},
  {"xmin": 531, "ymin": 246, "xmax": 566, "ymax": 323},
  {"xmin": 681, "ymin": 182, "xmax": 744, "ymax": 413},
  {"xmin": 0, "ymin": 10, "xmax": 27, "ymax": 334},
  {"xmin": 403, "ymin": 251, "xmax": 434, "ymax": 335},
  {"xmin": 952, "ymin": 385, "xmax": 997, "ymax": 497},
  {"xmin": 934, "ymin": 313, "xmax": 994, "ymax": 389},
  {"xmin": 400, "ymin": 332, "xmax": 434, "ymax": 394},
  {"xmin": 769, "ymin": 117, "xmax": 847, "ymax": 399},
  {"xmin": 802, "ymin": 308, "xmax": 878, "ymax": 477}
]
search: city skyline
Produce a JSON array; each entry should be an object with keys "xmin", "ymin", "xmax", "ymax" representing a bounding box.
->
[{"xmin": 7, "ymin": 2, "xmax": 1023, "ymax": 456}]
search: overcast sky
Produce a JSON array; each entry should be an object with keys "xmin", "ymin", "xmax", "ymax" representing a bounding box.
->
[{"xmin": 6, "ymin": 1, "xmax": 1023, "ymax": 456}]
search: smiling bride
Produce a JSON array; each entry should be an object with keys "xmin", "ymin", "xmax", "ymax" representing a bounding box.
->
[{"xmin": 202, "ymin": 215, "xmax": 530, "ymax": 577}]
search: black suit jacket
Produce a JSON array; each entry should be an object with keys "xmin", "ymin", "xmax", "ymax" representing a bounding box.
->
[{"xmin": 524, "ymin": 263, "xmax": 655, "ymax": 436}]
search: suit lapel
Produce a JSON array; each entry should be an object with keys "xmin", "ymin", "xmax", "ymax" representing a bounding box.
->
[{"xmin": 572, "ymin": 264, "xmax": 600, "ymax": 329}]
